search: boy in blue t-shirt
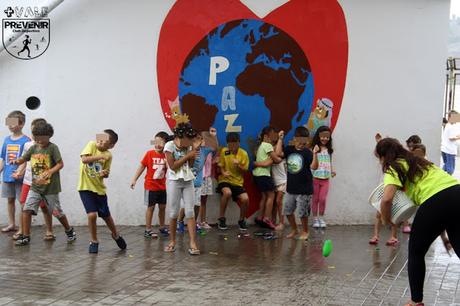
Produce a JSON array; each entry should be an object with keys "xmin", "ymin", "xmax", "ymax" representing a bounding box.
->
[{"xmin": 0, "ymin": 111, "xmax": 30, "ymax": 232}]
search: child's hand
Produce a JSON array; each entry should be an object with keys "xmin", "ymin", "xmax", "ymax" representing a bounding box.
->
[
  {"xmin": 209, "ymin": 127, "xmax": 217, "ymax": 136},
  {"xmin": 375, "ymin": 133, "xmax": 382, "ymax": 143},
  {"xmin": 278, "ymin": 130, "xmax": 284, "ymax": 140},
  {"xmin": 99, "ymin": 169, "xmax": 109, "ymax": 178},
  {"xmin": 313, "ymin": 145, "xmax": 320, "ymax": 154},
  {"xmin": 222, "ymin": 170, "xmax": 231, "ymax": 178},
  {"xmin": 11, "ymin": 171, "xmax": 22, "ymax": 180},
  {"xmin": 232, "ymin": 158, "xmax": 240, "ymax": 166},
  {"xmin": 41, "ymin": 170, "xmax": 52, "ymax": 180},
  {"xmin": 331, "ymin": 171, "xmax": 337, "ymax": 178},
  {"xmin": 130, "ymin": 180, "xmax": 136, "ymax": 189}
]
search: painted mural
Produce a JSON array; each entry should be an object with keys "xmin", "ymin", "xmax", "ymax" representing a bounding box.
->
[{"xmin": 157, "ymin": 0, "xmax": 348, "ymax": 216}]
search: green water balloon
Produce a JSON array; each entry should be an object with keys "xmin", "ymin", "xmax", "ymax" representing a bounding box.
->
[{"xmin": 323, "ymin": 239, "xmax": 333, "ymax": 257}]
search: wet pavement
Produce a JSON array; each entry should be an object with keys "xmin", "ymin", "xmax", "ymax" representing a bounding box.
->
[{"xmin": 0, "ymin": 224, "xmax": 457, "ymax": 306}]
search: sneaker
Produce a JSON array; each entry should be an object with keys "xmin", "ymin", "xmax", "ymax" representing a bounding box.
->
[
  {"xmin": 200, "ymin": 222, "xmax": 212, "ymax": 229},
  {"xmin": 15, "ymin": 235, "xmax": 30, "ymax": 246},
  {"xmin": 319, "ymin": 218, "xmax": 327, "ymax": 228},
  {"xmin": 89, "ymin": 242, "xmax": 99, "ymax": 254},
  {"xmin": 114, "ymin": 235, "xmax": 127, "ymax": 250},
  {"xmin": 65, "ymin": 227, "xmax": 77, "ymax": 243},
  {"xmin": 263, "ymin": 218, "xmax": 276, "ymax": 230},
  {"xmin": 177, "ymin": 221, "xmax": 185, "ymax": 234},
  {"xmin": 312, "ymin": 218, "xmax": 320, "ymax": 228},
  {"xmin": 144, "ymin": 229, "xmax": 158, "ymax": 239},
  {"xmin": 159, "ymin": 227, "xmax": 169, "ymax": 236},
  {"xmin": 238, "ymin": 219, "xmax": 248, "ymax": 231},
  {"xmin": 218, "ymin": 217, "xmax": 228, "ymax": 230},
  {"xmin": 255, "ymin": 217, "xmax": 264, "ymax": 227}
]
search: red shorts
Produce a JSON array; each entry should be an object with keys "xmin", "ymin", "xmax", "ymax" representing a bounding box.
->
[{"xmin": 20, "ymin": 184, "xmax": 46, "ymax": 208}]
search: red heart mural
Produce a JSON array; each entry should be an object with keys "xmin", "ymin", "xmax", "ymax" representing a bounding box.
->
[{"xmin": 157, "ymin": 0, "xmax": 348, "ymax": 218}]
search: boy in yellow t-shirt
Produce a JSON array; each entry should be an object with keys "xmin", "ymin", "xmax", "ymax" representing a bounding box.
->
[
  {"xmin": 216, "ymin": 132, "xmax": 249, "ymax": 231},
  {"xmin": 78, "ymin": 130, "xmax": 126, "ymax": 254}
]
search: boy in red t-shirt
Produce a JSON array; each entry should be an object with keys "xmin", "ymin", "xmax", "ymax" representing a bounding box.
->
[{"xmin": 131, "ymin": 132, "xmax": 169, "ymax": 238}]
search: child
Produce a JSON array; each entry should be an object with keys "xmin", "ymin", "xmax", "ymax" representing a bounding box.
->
[
  {"xmin": 78, "ymin": 130, "xmax": 126, "ymax": 253},
  {"xmin": 405, "ymin": 135, "xmax": 422, "ymax": 151},
  {"xmin": 216, "ymin": 132, "xmax": 249, "ymax": 231},
  {"xmin": 13, "ymin": 123, "xmax": 76, "ymax": 246},
  {"xmin": 130, "ymin": 131, "xmax": 170, "ymax": 238},
  {"xmin": 311, "ymin": 126, "xmax": 336, "ymax": 228},
  {"xmin": 253, "ymin": 126, "xmax": 282, "ymax": 229},
  {"xmin": 163, "ymin": 123, "xmax": 200, "ymax": 255},
  {"xmin": 282, "ymin": 127, "xmax": 318, "ymax": 239},
  {"xmin": 11, "ymin": 118, "xmax": 54, "ymax": 240},
  {"xmin": 0, "ymin": 111, "xmax": 30, "ymax": 232},
  {"xmin": 198, "ymin": 128, "xmax": 218, "ymax": 229},
  {"xmin": 271, "ymin": 146, "xmax": 287, "ymax": 231}
]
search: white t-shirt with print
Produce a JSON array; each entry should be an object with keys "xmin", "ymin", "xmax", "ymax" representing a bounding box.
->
[
  {"xmin": 163, "ymin": 140, "xmax": 195, "ymax": 181},
  {"xmin": 441, "ymin": 123, "xmax": 459, "ymax": 155}
]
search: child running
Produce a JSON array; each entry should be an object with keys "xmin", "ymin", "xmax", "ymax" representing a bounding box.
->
[
  {"xmin": 131, "ymin": 131, "xmax": 170, "ymax": 238},
  {"xmin": 282, "ymin": 127, "xmax": 318, "ymax": 239},
  {"xmin": 163, "ymin": 123, "xmax": 200, "ymax": 255},
  {"xmin": 78, "ymin": 130, "xmax": 126, "ymax": 253},
  {"xmin": 13, "ymin": 123, "xmax": 76, "ymax": 246},
  {"xmin": 311, "ymin": 126, "xmax": 336, "ymax": 228}
]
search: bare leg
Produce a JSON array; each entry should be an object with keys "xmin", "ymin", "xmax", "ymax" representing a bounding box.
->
[
  {"xmin": 194, "ymin": 205, "xmax": 200, "ymax": 222},
  {"xmin": 298, "ymin": 216, "xmax": 309, "ymax": 240},
  {"xmin": 257, "ymin": 193, "xmax": 266, "ymax": 219},
  {"xmin": 40, "ymin": 204, "xmax": 53, "ymax": 236},
  {"xmin": 87, "ymin": 212, "xmax": 98, "ymax": 242},
  {"xmin": 264, "ymin": 191, "xmax": 275, "ymax": 219},
  {"xmin": 219, "ymin": 189, "xmax": 232, "ymax": 218},
  {"xmin": 22, "ymin": 210, "xmax": 32, "ymax": 236},
  {"xmin": 168, "ymin": 218, "xmax": 177, "ymax": 247},
  {"xmin": 187, "ymin": 218, "xmax": 199, "ymax": 250},
  {"xmin": 286, "ymin": 214, "xmax": 298, "ymax": 238},
  {"xmin": 200, "ymin": 195, "xmax": 207, "ymax": 223},
  {"xmin": 103, "ymin": 216, "xmax": 119, "ymax": 238},
  {"xmin": 56, "ymin": 215, "xmax": 71, "ymax": 231},
  {"xmin": 145, "ymin": 206, "xmax": 154, "ymax": 231},
  {"xmin": 238, "ymin": 194, "xmax": 249, "ymax": 220},
  {"xmin": 7, "ymin": 197, "xmax": 16, "ymax": 227},
  {"xmin": 158, "ymin": 204, "xmax": 166, "ymax": 228}
]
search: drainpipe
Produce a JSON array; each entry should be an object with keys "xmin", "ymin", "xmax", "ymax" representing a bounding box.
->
[{"xmin": 0, "ymin": 0, "xmax": 63, "ymax": 54}]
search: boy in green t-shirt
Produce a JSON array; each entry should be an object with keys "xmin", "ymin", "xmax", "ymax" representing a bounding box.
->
[
  {"xmin": 13, "ymin": 123, "xmax": 76, "ymax": 246},
  {"xmin": 78, "ymin": 130, "xmax": 126, "ymax": 254}
]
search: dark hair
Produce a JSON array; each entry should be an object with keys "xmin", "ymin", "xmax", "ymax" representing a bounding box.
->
[
  {"xmin": 411, "ymin": 143, "xmax": 426, "ymax": 156},
  {"xmin": 312, "ymin": 126, "xmax": 333, "ymax": 154},
  {"xmin": 405, "ymin": 135, "xmax": 421, "ymax": 145},
  {"xmin": 226, "ymin": 132, "xmax": 240, "ymax": 143},
  {"xmin": 32, "ymin": 122, "xmax": 54, "ymax": 137},
  {"xmin": 443, "ymin": 117, "xmax": 448, "ymax": 124},
  {"xmin": 155, "ymin": 131, "xmax": 169, "ymax": 142},
  {"xmin": 104, "ymin": 129, "xmax": 118, "ymax": 145},
  {"xmin": 259, "ymin": 126, "xmax": 275, "ymax": 139},
  {"xmin": 31, "ymin": 118, "xmax": 46, "ymax": 126},
  {"xmin": 375, "ymin": 138, "xmax": 432, "ymax": 185},
  {"xmin": 294, "ymin": 126, "xmax": 309, "ymax": 138},
  {"xmin": 173, "ymin": 122, "xmax": 196, "ymax": 139},
  {"xmin": 8, "ymin": 110, "xmax": 26, "ymax": 125}
]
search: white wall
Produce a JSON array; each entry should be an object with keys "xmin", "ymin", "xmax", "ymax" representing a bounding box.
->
[{"xmin": 0, "ymin": 0, "xmax": 450, "ymax": 226}]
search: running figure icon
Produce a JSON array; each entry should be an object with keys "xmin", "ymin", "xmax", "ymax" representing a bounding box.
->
[{"xmin": 17, "ymin": 35, "xmax": 32, "ymax": 58}]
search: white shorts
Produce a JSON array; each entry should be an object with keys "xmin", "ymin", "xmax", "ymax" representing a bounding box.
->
[
  {"xmin": 201, "ymin": 177, "xmax": 214, "ymax": 195},
  {"xmin": 194, "ymin": 186, "xmax": 202, "ymax": 206}
]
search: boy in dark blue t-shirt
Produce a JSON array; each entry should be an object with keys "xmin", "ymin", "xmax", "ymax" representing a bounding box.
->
[{"xmin": 282, "ymin": 126, "xmax": 318, "ymax": 240}]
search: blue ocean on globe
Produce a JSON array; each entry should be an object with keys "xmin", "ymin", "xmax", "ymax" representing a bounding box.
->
[{"xmin": 179, "ymin": 19, "xmax": 314, "ymax": 161}]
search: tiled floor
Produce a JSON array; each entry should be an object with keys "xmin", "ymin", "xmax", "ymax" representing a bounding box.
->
[{"xmin": 0, "ymin": 224, "xmax": 458, "ymax": 305}]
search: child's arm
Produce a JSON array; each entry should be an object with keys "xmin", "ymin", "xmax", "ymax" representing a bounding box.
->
[
  {"xmin": 130, "ymin": 164, "xmax": 146, "ymax": 189},
  {"xmin": 41, "ymin": 160, "xmax": 64, "ymax": 180},
  {"xmin": 0, "ymin": 158, "xmax": 4, "ymax": 174},
  {"xmin": 165, "ymin": 150, "xmax": 195, "ymax": 171},
  {"xmin": 310, "ymin": 145, "xmax": 319, "ymax": 170},
  {"xmin": 254, "ymin": 158, "xmax": 273, "ymax": 168},
  {"xmin": 11, "ymin": 163, "xmax": 26, "ymax": 180},
  {"xmin": 81, "ymin": 154, "xmax": 109, "ymax": 164},
  {"xmin": 275, "ymin": 130, "xmax": 285, "ymax": 158},
  {"xmin": 12, "ymin": 157, "xmax": 26, "ymax": 165}
]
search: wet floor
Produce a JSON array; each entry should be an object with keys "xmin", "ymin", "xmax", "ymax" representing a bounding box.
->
[{"xmin": 0, "ymin": 225, "xmax": 457, "ymax": 306}]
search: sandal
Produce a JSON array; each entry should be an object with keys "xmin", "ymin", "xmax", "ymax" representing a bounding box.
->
[
  {"xmin": 2, "ymin": 225, "xmax": 17, "ymax": 233},
  {"xmin": 12, "ymin": 232, "xmax": 22, "ymax": 240},
  {"xmin": 369, "ymin": 236, "xmax": 379, "ymax": 245},
  {"xmin": 188, "ymin": 248, "xmax": 200, "ymax": 255},
  {"xmin": 386, "ymin": 238, "xmax": 399, "ymax": 246},
  {"xmin": 43, "ymin": 234, "xmax": 56, "ymax": 241},
  {"xmin": 164, "ymin": 244, "xmax": 176, "ymax": 252}
]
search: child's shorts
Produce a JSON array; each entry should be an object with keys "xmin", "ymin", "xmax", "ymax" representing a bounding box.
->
[
  {"xmin": 283, "ymin": 193, "xmax": 312, "ymax": 218},
  {"xmin": 201, "ymin": 177, "xmax": 214, "ymax": 196},
  {"xmin": 20, "ymin": 184, "xmax": 46, "ymax": 208},
  {"xmin": 144, "ymin": 190, "xmax": 166, "ymax": 207},
  {"xmin": 1, "ymin": 181, "xmax": 22, "ymax": 200},
  {"xmin": 24, "ymin": 190, "xmax": 65, "ymax": 218},
  {"xmin": 253, "ymin": 175, "xmax": 275, "ymax": 192},
  {"xmin": 194, "ymin": 186, "xmax": 202, "ymax": 206},
  {"xmin": 79, "ymin": 190, "xmax": 110, "ymax": 218},
  {"xmin": 216, "ymin": 182, "xmax": 246, "ymax": 202},
  {"xmin": 275, "ymin": 183, "xmax": 286, "ymax": 193}
]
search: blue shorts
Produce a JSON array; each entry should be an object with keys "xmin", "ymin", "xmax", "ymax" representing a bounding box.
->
[{"xmin": 79, "ymin": 190, "xmax": 111, "ymax": 218}]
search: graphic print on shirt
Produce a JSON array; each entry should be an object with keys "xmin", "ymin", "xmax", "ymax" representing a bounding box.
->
[
  {"xmin": 152, "ymin": 157, "xmax": 166, "ymax": 179},
  {"xmin": 6, "ymin": 144, "xmax": 20, "ymax": 164},
  {"xmin": 31, "ymin": 153, "xmax": 51, "ymax": 185},
  {"xmin": 287, "ymin": 153, "xmax": 304, "ymax": 174},
  {"xmin": 86, "ymin": 162, "xmax": 103, "ymax": 178}
]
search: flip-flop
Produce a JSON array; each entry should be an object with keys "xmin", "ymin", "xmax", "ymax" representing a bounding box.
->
[
  {"xmin": 2, "ymin": 225, "xmax": 16, "ymax": 233},
  {"xmin": 386, "ymin": 238, "xmax": 399, "ymax": 246},
  {"xmin": 369, "ymin": 237, "xmax": 379, "ymax": 245},
  {"xmin": 188, "ymin": 248, "xmax": 200, "ymax": 255},
  {"xmin": 12, "ymin": 232, "xmax": 22, "ymax": 240},
  {"xmin": 164, "ymin": 244, "xmax": 176, "ymax": 252},
  {"xmin": 43, "ymin": 234, "xmax": 56, "ymax": 241}
]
